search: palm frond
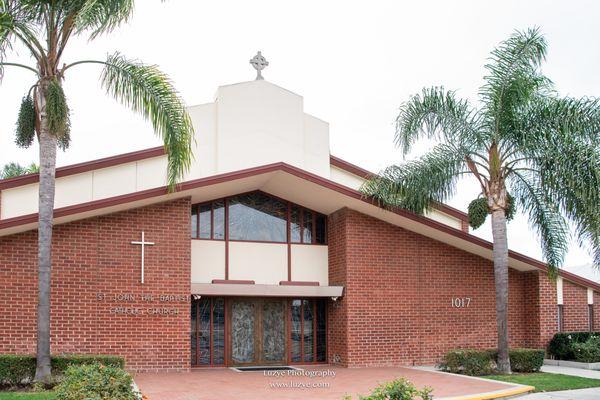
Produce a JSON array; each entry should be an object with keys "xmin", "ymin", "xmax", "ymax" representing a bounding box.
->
[
  {"xmin": 480, "ymin": 27, "xmax": 550, "ymax": 139},
  {"xmin": 70, "ymin": 0, "xmax": 134, "ymax": 39},
  {"xmin": 534, "ymin": 137, "xmax": 600, "ymax": 267},
  {"xmin": 100, "ymin": 52, "xmax": 194, "ymax": 189},
  {"xmin": 513, "ymin": 96, "xmax": 600, "ymax": 149},
  {"xmin": 509, "ymin": 171, "xmax": 569, "ymax": 276},
  {"xmin": 0, "ymin": 0, "xmax": 46, "ymax": 79},
  {"xmin": 361, "ymin": 143, "xmax": 467, "ymax": 214},
  {"xmin": 395, "ymin": 86, "xmax": 482, "ymax": 155},
  {"xmin": 0, "ymin": 1, "xmax": 13, "ymax": 73}
]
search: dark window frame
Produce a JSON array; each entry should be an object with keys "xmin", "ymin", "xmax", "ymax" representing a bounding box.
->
[
  {"xmin": 191, "ymin": 191, "xmax": 327, "ymax": 245},
  {"xmin": 191, "ymin": 297, "xmax": 226, "ymax": 367},
  {"xmin": 289, "ymin": 298, "xmax": 327, "ymax": 364},
  {"xmin": 558, "ymin": 304, "xmax": 564, "ymax": 332}
]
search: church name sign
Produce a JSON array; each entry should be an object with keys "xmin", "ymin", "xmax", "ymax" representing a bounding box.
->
[{"xmin": 96, "ymin": 293, "xmax": 187, "ymax": 316}]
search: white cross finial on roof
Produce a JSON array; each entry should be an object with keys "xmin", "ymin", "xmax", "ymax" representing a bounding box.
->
[{"xmin": 250, "ymin": 51, "xmax": 269, "ymax": 80}]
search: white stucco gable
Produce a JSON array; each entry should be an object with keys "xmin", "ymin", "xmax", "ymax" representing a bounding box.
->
[{"xmin": 186, "ymin": 80, "xmax": 330, "ymax": 179}]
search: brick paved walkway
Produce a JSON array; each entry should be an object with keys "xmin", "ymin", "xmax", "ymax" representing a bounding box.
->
[{"xmin": 136, "ymin": 365, "xmax": 526, "ymax": 400}]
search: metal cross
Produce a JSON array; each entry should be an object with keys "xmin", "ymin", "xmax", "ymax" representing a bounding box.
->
[
  {"xmin": 131, "ymin": 231, "xmax": 155, "ymax": 284},
  {"xmin": 249, "ymin": 51, "xmax": 269, "ymax": 80}
]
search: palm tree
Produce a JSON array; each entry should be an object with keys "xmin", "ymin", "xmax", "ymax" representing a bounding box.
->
[
  {"xmin": 0, "ymin": 1, "xmax": 194, "ymax": 382},
  {"xmin": 1, "ymin": 161, "xmax": 39, "ymax": 178},
  {"xmin": 362, "ymin": 28, "xmax": 600, "ymax": 373}
]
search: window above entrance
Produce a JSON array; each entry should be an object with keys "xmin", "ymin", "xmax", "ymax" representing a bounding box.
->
[{"xmin": 191, "ymin": 191, "xmax": 327, "ymax": 244}]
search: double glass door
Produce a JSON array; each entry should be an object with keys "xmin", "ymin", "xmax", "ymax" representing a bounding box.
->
[
  {"xmin": 230, "ymin": 298, "xmax": 286, "ymax": 366},
  {"xmin": 191, "ymin": 297, "xmax": 327, "ymax": 367}
]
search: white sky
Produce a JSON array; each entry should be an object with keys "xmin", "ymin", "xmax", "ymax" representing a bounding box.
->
[{"xmin": 1, "ymin": 0, "xmax": 599, "ymax": 281}]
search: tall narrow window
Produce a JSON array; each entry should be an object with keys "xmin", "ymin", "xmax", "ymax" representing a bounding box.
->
[
  {"xmin": 212, "ymin": 298, "xmax": 225, "ymax": 364},
  {"xmin": 315, "ymin": 214, "xmax": 327, "ymax": 244},
  {"xmin": 290, "ymin": 206, "xmax": 302, "ymax": 243},
  {"xmin": 198, "ymin": 299, "xmax": 211, "ymax": 364},
  {"xmin": 290, "ymin": 299, "xmax": 326, "ymax": 364},
  {"xmin": 191, "ymin": 297, "xmax": 226, "ymax": 366},
  {"xmin": 199, "ymin": 204, "xmax": 212, "ymax": 239},
  {"xmin": 303, "ymin": 210, "xmax": 313, "ymax": 243},
  {"xmin": 316, "ymin": 300, "xmax": 327, "ymax": 362},
  {"xmin": 303, "ymin": 299, "xmax": 314, "ymax": 362},
  {"xmin": 190, "ymin": 302, "xmax": 197, "ymax": 365},
  {"xmin": 191, "ymin": 206, "xmax": 198, "ymax": 238},
  {"xmin": 589, "ymin": 305, "xmax": 594, "ymax": 332},
  {"xmin": 213, "ymin": 200, "xmax": 225, "ymax": 240},
  {"xmin": 291, "ymin": 300, "xmax": 302, "ymax": 362}
]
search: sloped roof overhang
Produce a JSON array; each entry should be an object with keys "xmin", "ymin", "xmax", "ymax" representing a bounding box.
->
[{"xmin": 0, "ymin": 160, "xmax": 597, "ymax": 292}]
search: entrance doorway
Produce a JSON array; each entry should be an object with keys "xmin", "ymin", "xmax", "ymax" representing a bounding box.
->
[
  {"xmin": 191, "ymin": 297, "xmax": 327, "ymax": 367},
  {"xmin": 229, "ymin": 298, "xmax": 287, "ymax": 366}
]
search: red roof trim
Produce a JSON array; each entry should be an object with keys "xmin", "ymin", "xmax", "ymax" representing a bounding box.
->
[
  {"xmin": 330, "ymin": 155, "xmax": 376, "ymax": 180},
  {"xmin": 330, "ymin": 154, "xmax": 469, "ymax": 222},
  {"xmin": 0, "ymin": 146, "xmax": 166, "ymax": 190},
  {"xmin": 0, "ymin": 160, "xmax": 597, "ymax": 291}
]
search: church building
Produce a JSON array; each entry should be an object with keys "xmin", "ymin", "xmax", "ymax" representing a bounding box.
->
[{"xmin": 1, "ymin": 56, "xmax": 599, "ymax": 371}]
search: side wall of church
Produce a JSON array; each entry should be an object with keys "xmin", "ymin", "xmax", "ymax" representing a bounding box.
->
[
  {"xmin": 0, "ymin": 198, "xmax": 191, "ymax": 372},
  {"xmin": 327, "ymin": 207, "xmax": 593, "ymax": 367}
]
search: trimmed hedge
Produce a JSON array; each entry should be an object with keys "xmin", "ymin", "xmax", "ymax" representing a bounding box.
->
[
  {"xmin": 438, "ymin": 349, "xmax": 496, "ymax": 376},
  {"xmin": 438, "ymin": 348, "xmax": 545, "ymax": 375},
  {"xmin": 572, "ymin": 336, "xmax": 600, "ymax": 363},
  {"xmin": 548, "ymin": 332, "xmax": 600, "ymax": 360},
  {"xmin": 489, "ymin": 348, "xmax": 545, "ymax": 372},
  {"xmin": 0, "ymin": 354, "xmax": 125, "ymax": 387},
  {"xmin": 55, "ymin": 364, "xmax": 138, "ymax": 400}
]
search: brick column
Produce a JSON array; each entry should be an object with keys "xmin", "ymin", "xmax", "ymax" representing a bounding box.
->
[
  {"xmin": 538, "ymin": 272, "xmax": 558, "ymax": 348},
  {"xmin": 327, "ymin": 208, "xmax": 349, "ymax": 366}
]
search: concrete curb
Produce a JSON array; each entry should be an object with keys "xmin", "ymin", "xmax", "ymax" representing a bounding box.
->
[
  {"xmin": 408, "ymin": 367, "xmax": 535, "ymax": 400},
  {"xmin": 436, "ymin": 385, "xmax": 535, "ymax": 400},
  {"xmin": 544, "ymin": 359, "xmax": 600, "ymax": 370}
]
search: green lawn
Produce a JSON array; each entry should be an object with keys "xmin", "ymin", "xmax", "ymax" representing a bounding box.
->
[
  {"xmin": 486, "ymin": 372, "xmax": 600, "ymax": 392},
  {"xmin": 0, "ymin": 393, "xmax": 55, "ymax": 400}
]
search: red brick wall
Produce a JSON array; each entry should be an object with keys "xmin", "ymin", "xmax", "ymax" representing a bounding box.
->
[
  {"xmin": 327, "ymin": 210, "xmax": 349, "ymax": 366},
  {"xmin": 537, "ymin": 273, "xmax": 558, "ymax": 346},
  {"xmin": 327, "ymin": 208, "xmax": 541, "ymax": 367},
  {"xmin": 0, "ymin": 198, "xmax": 191, "ymax": 372},
  {"xmin": 522, "ymin": 272, "xmax": 541, "ymax": 348},
  {"xmin": 562, "ymin": 280, "xmax": 589, "ymax": 332}
]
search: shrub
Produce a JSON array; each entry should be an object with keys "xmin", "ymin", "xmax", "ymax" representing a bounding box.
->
[
  {"xmin": 439, "ymin": 348, "xmax": 545, "ymax": 375},
  {"xmin": 52, "ymin": 354, "xmax": 125, "ymax": 372},
  {"xmin": 438, "ymin": 349, "xmax": 496, "ymax": 376},
  {"xmin": 54, "ymin": 363, "xmax": 139, "ymax": 400},
  {"xmin": 572, "ymin": 336, "xmax": 600, "ymax": 363},
  {"xmin": 547, "ymin": 332, "xmax": 600, "ymax": 360},
  {"xmin": 0, "ymin": 354, "xmax": 36, "ymax": 387},
  {"xmin": 353, "ymin": 378, "xmax": 432, "ymax": 400},
  {"xmin": 488, "ymin": 348, "xmax": 545, "ymax": 372},
  {"xmin": 0, "ymin": 354, "xmax": 125, "ymax": 387}
]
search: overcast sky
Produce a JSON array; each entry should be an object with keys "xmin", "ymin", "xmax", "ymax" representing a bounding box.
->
[{"xmin": 1, "ymin": 0, "xmax": 599, "ymax": 281}]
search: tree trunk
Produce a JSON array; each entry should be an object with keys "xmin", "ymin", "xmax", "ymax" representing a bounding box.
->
[
  {"xmin": 491, "ymin": 208, "xmax": 511, "ymax": 374},
  {"xmin": 34, "ymin": 83, "xmax": 57, "ymax": 383}
]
